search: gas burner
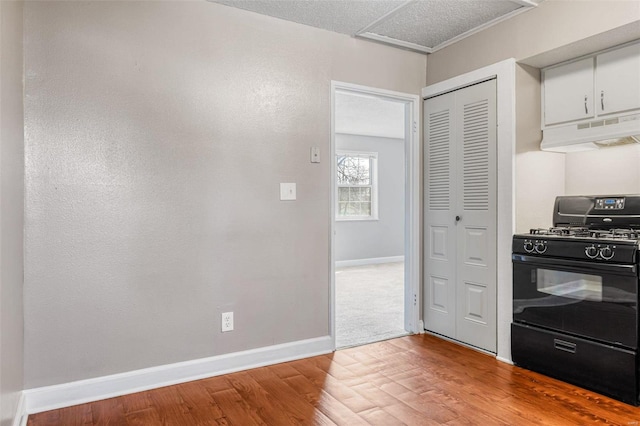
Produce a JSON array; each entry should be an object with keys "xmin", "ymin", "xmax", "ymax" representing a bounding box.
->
[
  {"xmin": 529, "ymin": 228, "xmax": 550, "ymax": 235},
  {"xmin": 527, "ymin": 227, "xmax": 640, "ymax": 240},
  {"xmin": 529, "ymin": 227, "xmax": 591, "ymax": 237},
  {"xmin": 593, "ymin": 229, "xmax": 640, "ymax": 240},
  {"xmin": 581, "ymin": 228, "xmax": 640, "ymax": 240}
]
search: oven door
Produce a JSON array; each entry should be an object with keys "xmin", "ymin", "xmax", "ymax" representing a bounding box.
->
[{"xmin": 513, "ymin": 254, "xmax": 638, "ymax": 349}]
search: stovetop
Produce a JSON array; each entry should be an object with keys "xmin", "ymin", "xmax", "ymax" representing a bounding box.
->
[
  {"xmin": 513, "ymin": 227, "xmax": 640, "ymax": 263},
  {"xmin": 513, "ymin": 195, "xmax": 640, "ymax": 262}
]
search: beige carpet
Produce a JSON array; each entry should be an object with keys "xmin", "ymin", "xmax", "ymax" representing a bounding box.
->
[{"xmin": 335, "ymin": 261, "xmax": 407, "ymax": 348}]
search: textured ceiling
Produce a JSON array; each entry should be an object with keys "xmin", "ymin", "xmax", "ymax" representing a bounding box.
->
[
  {"xmin": 371, "ymin": 0, "xmax": 522, "ymax": 48},
  {"xmin": 213, "ymin": 0, "xmax": 406, "ymax": 35},
  {"xmin": 209, "ymin": 0, "xmax": 541, "ymax": 54}
]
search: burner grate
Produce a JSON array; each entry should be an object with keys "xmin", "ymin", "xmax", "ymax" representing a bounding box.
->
[
  {"xmin": 529, "ymin": 227, "xmax": 590, "ymax": 237},
  {"xmin": 527, "ymin": 227, "xmax": 640, "ymax": 240}
]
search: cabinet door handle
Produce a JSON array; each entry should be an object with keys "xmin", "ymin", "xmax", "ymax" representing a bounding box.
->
[
  {"xmin": 584, "ymin": 95, "xmax": 588, "ymax": 114},
  {"xmin": 601, "ymin": 90, "xmax": 605, "ymax": 111}
]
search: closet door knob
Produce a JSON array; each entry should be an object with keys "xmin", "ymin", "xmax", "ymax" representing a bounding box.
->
[{"xmin": 455, "ymin": 215, "xmax": 461, "ymax": 222}]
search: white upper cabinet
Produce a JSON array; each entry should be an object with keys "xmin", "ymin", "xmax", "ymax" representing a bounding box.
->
[
  {"xmin": 543, "ymin": 57, "xmax": 595, "ymax": 126},
  {"xmin": 596, "ymin": 43, "xmax": 640, "ymax": 116},
  {"xmin": 543, "ymin": 42, "xmax": 640, "ymax": 128}
]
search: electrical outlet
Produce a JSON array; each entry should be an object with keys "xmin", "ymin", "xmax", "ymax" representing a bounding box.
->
[{"xmin": 221, "ymin": 312, "xmax": 234, "ymax": 332}]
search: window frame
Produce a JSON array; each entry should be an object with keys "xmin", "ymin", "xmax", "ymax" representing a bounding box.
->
[{"xmin": 335, "ymin": 150, "xmax": 379, "ymax": 221}]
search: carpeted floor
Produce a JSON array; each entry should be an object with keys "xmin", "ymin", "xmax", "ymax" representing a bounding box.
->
[{"xmin": 335, "ymin": 261, "xmax": 407, "ymax": 348}]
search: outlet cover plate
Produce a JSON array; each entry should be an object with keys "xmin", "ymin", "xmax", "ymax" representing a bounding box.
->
[{"xmin": 221, "ymin": 312, "xmax": 234, "ymax": 332}]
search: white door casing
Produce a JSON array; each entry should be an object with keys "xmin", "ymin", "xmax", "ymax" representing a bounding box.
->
[
  {"xmin": 330, "ymin": 81, "xmax": 421, "ymax": 350},
  {"xmin": 424, "ymin": 79, "xmax": 497, "ymax": 353}
]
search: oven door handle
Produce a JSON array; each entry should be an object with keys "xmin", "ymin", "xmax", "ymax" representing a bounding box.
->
[{"xmin": 512, "ymin": 254, "xmax": 637, "ymax": 275}]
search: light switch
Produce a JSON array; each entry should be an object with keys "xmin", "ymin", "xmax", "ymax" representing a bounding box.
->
[
  {"xmin": 310, "ymin": 147, "xmax": 320, "ymax": 163},
  {"xmin": 280, "ymin": 183, "xmax": 296, "ymax": 201}
]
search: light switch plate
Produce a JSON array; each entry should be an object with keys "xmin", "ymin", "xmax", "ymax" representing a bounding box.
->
[
  {"xmin": 280, "ymin": 183, "xmax": 296, "ymax": 200},
  {"xmin": 310, "ymin": 147, "xmax": 320, "ymax": 163}
]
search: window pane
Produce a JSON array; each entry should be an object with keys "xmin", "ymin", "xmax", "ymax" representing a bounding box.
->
[
  {"xmin": 361, "ymin": 202, "xmax": 371, "ymax": 216},
  {"xmin": 357, "ymin": 158, "xmax": 371, "ymax": 185},
  {"xmin": 337, "ymin": 155, "xmax": 349, "ymax": 184},
  {"xmin": 337, "ymin": 155, "xmax": 371, "ymax": 185},
  {"xmin": 350, "ymin": 187, "xmax": 359, "ymax": 201},
  {"xmin": 338, "ymin": 202, "xmax": 348, "ymax": 215},
  {"xmin": 362, "ymin": 187, "xmax": 371, "ymax": 201},
  {"xmin": 347, "ymin": 202, "xmax": 360, "ymax": 216},
  {"xmin": 338, "ymin": 187, "xmax": 349, "ymax": 201}
]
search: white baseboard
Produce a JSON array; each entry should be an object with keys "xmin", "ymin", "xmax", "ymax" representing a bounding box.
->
[
  {"xmin": 24, "ymin": 335, "xmax": 333, "ymax": 415},
  {"xmin": 496, "ymin": 356, "xmax": 514, "ymax": 365},
  {"xmin": 12, "ymin": 392, "xmax": 26, "ymax": 426},
  {"xmin": 336, "ymin": 255, "xmax": 404, "ymax": 268}
]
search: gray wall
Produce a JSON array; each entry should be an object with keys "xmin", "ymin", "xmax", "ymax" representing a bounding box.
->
[
  {"xmin": 335, "ymin": 134, "xmax": 404, "ymax": 262},
  {"xmin": 23, "ymin": 1, "xmax": 426, "ymax": 388},
  {"xmin": 0, "ymin": 1, "xmax": 25, "ymax": 424}
]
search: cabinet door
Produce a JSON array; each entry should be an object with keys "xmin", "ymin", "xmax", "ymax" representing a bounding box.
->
[
  {"xmin": 596, "ymin": 43, "xmax": 640, "ymax": 116},
  {"xmin": 544, "ymin": 57, "xmax": 594, "ymax": 126}
]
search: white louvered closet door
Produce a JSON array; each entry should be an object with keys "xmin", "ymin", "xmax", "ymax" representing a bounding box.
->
[
  {"xmin": 424, "ymin": 79, "xmax": 497, "ymax": 353},
  {"xmin": 454, "ymin": 80, "xmax": 496, "ymax": 352},
  {"xmin": 423, "ymin": 91, "xmax": 457, "ymax": 338}
]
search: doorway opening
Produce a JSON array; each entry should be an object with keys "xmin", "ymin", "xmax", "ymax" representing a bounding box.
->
[{"xmin": 330, "ymin": 82, "xmax": 420, "ymax": 350}]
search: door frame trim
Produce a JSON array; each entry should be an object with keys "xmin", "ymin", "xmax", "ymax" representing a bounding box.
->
[
  {"xmin": 330, "ymin": 81, "xmax": 421, "ymax": 350},
  {"xmin": 422, "ymin": 59, "xmax": 516, "ymax": 362}
]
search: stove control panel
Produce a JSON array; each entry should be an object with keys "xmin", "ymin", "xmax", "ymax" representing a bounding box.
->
[
  {"xmin": 513, "ymin": 235, "xmax": 636, "ymax": 263},
  {"xmin": 523, "ymin": 239, "xmax": 548, "ymax": 254},
  {"xmin": 534, "ymin": 241, "xmax": 547, "ymax": 254},
  {"xmin": 584, "ymin": 244, "xmax": 616, "ymax": 260},
  {"xmin": 599, "ymin": 245, "xmax": 614, "ymax": 260},
  {"xmin": 595, "ymin": 197, "xmax": 625, "ymax": 210},
  {"xmin": 585, "ymin": 245, "xmax": 598, "ymax": 259}
]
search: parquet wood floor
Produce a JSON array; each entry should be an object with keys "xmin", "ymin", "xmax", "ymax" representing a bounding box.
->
[{"xmin": 27, "ymin": 334, "xmax": 640, "ymax": 425}]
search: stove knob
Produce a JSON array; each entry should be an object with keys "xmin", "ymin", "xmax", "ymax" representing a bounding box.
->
[
  {"xmin": 600, "ymin": 245, "xmax": 614, "ymax": 260},
  {"xmin": 585, "ymin": 245, "xmax": 598, "ymax": 259},
  {"xmin": 534, "ymin": 241, "xmax": 547, "ymax": 254},
  {"xmin": 523, "ymin": 240, "xmax": 534, "ymax": 253}
]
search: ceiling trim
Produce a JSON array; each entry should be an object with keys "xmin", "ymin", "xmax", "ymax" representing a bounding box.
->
[
  {"xmin": 508, "ymin": 0, "xmax": 539, "ymax": 7},
  {"xmin": 356, "ymin": 32, "xmax": 434, "ymax": 54},
  {"xmin": 354, "ymin": 0, "xmax": 416, "ymax": 35},
  {"xmin": 429, "ymin": 5, "xmax": 537, "ymax": 53}
]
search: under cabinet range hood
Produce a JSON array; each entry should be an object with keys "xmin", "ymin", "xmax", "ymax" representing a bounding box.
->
[{"xmin": 541, "ymin": 112, "xmax": 640, "ymax": 152}]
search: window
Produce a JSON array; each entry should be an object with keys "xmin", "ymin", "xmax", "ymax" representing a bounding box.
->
[{"xmin": 336, "ymin": 151, "xmax": 378, "ymax": 220}]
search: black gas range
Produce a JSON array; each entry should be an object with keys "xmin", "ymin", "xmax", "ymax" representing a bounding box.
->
[{"xmin": 512, "ymin": 195, "xmax": 640, "ymax": 405}]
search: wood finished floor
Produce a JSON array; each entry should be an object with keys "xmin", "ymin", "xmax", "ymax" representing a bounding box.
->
[{"xmin": 28, "ymin": 334, "xmax": 640, "ymax": 425}]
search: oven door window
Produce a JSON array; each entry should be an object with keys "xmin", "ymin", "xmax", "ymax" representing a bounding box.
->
[{"xmin": 536, "ymin": 269, "xmax": 602, "ymax": 302}]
